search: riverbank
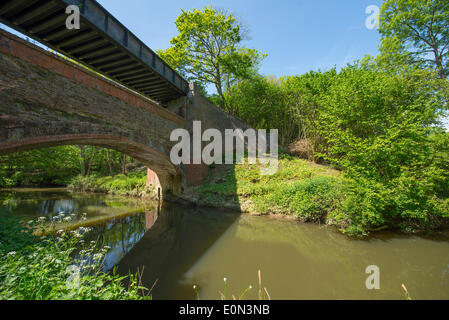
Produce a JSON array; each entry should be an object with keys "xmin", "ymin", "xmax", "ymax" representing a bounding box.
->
[
  {"xmin": 184, "ymin": 154, "xmax": 449, "ymax": 237},
  {"xmin": 67, "ymin": 169, "xmax": 154, "ymax": 198},
  {"xmin": 66, "ymin": 154, "xmax": 449, "ymax": 237},
  {"xmin": 182, "ymin": 155, "xmax": 351, "ymax": 228}
]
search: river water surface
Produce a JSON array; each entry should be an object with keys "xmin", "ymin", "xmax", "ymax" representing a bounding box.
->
[{"xmin": 1, "ymin": 188, "xmax": 448, "ymax": 300}]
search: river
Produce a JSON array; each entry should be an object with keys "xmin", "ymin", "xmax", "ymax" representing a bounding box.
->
[{"xmin": 1, "ymin": 188, "xmax": 448, "ymax": 300}]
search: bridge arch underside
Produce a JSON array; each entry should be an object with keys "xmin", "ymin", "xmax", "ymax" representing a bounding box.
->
[{"xmin": 0, "ymin": 132, "xmax": 178, "ymax": 176}]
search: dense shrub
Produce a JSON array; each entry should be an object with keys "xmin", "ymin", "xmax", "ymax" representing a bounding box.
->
[
  {"xmin": 260, "ymin": 175, "xmax": 344, "ymax": 223},
  {"xmin": 220, "ymin": 58, "xmax": 449, "ymax": 235},
  {"xmin": 0, "ymin": 146, "xmax": 81, "ymax": 187},
  {"xmin": 314, "ymin": 62, "xmax": 449, "ymax": 234},
  {"xmin": 68, "ymin": 170, "xmax": 148, "ymax": 197}
]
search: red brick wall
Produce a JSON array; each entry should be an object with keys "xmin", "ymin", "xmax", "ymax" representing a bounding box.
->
[
  {"xmin": 185, "ymin": 164, "xmax": 209, "ymax": 187},
  {"xmin": 0, "ymin": 29, "xmax": 184, "ymax": 127}
]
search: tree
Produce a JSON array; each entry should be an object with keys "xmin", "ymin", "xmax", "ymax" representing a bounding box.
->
[
  {"xmin": 158, "ymin": 6, "xmax": 265, "ymax": 114},
  {"xmin": 379, "ymin": 0, "xmax": 449, "ymax": 79},
  {"xmin": 312, "ymin": 59, "xmax": 449, "ymax": 233}
]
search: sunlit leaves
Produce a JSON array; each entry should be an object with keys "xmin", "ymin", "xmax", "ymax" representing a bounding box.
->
[
  {"xmin": 379, "ymin": 0, "xmax": 449, "ymax": 78},
  {"xmin": 157, "ymin": 6, "xmax": 265, "ymax": 113}
]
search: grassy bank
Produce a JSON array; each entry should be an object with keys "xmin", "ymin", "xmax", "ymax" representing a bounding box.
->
[
  {"xmin": 193, "ymin": 155, "xmax": 344, "ymax": 221},
  {"xmin": 68, "ymin": 169, "xmax": 151, "ymax": 198},
  {"xmin": 193, "ymin": 154, "xmax": 449, "ymax": 236},
  {"xmin": 0, "ymin": 215, "xmax": 150, "ymax": 300}
]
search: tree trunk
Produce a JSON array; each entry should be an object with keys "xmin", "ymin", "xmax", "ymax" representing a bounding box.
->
[
  {"xmin": 215, "ymin": 69, "xmax": 227, "ymax": 111},
  {"xmin": 226, "ymin": 76, "xmax": 234, "ymax": 115},
  {"xmin": 121, "ymin": 154, "xmax": 127, "ymax": 175},
  {"xmin": 106, "ymin": 149, "xmax": 113, "ymax": 175},
  {"xmin": 79, "ymin": 146, "xmax": 87, "ymax": 176},
  {"xmin": 433, "ymin": 48, "xmax": 445, "ymax": 79},
  {"xmin": 86, "ymin": 147, "xmax": 98, "ymax": 176}
]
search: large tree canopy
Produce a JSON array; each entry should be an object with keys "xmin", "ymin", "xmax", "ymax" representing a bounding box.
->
[
  {"xmin": 157, "ymin": 6, "xmax": 265, "ymax": 114},
  {"xmin": 379, "ymin": 0, "xmax": 449, "ymax": 78}
]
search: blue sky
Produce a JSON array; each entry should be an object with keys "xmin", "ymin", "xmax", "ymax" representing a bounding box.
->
[{"xmin": 96, "ymin": 0, "xmax": 383, "ymax": 77}]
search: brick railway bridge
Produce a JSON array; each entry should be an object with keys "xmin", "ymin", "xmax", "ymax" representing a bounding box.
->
[{"xmin": 0, "ymin": 0, "xmax": 250, "ymax": 197}]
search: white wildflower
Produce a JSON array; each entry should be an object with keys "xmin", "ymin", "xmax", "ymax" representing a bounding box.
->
[
  {"xmin": 66, "ymin": 265, "xmax": 80, "ymax": 289},
  {"xmin": 93, "ymin": 253, "xmax": 103, "ymax": 260}
]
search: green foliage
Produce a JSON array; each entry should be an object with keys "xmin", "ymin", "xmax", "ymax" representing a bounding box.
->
[
  {"xmin": 311, "ymin": 61, "xmax": 449, "ymax": 234},
  {"xmin": 0, "ymin": 145, "xmax": 142, "ymax": 188},
  {"xmin": 69, "ymin": 169, "xmax": 148, "ymax": 197},
  {"xmin": 260, "ymin": 175, "xmax": 344, "ymax": 223},
  {"xmin": 316, "ymin": 60, "xmax": 447, "ymax": 175},
  {"xmin": 229, "ymin": 70, "xmax": 338, "ymax": 151},
  {"xmin": 158, "ymin": 6, "xmax": 265, "ymax": 114},
  {"xmin": 0, "ymin": 216, "xmax": 150, "ymax": 300},
  {"xmin": 0, "ymin": 215, "xmax": 37, "ymax": 255},
  {"xmin": 201, "ymin": 57, "xmax": 449, "ymax": 235},
  {"xmin": 379, "ymin": 0, "xmax": 449, "ymax": 78},
  {"xmin": 0, "ymin": 146, "xmax": 81, "ymax": 187},
  {"xmin": 226, "ymin": 75, "xmax": 299, "ymax": 145}
]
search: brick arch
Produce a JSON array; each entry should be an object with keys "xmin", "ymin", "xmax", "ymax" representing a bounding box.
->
[
  {"xmin": 0, "ymin": 30, "xmax": 254, "ymax": 194},
  {"xmin": 0, "ymin": 134, "xmax": 179, "ymax": 175},
  {"xmin": 0, "ymin": 31, "xmax": 187, "ymax": 195},
  {"xmin": 0, "ymin": 133, "xmax": 184, "ymax": 196}
]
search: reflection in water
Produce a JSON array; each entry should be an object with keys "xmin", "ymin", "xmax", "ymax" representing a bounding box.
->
[
  {"xmin": 85, "ymin": 207, "xmax": 159, "ymax": 271},
  {"xmin": 117, "ymin": 203, "xmax": 241, "ymax": 300},
  {"xmin": 1, "ymin": 189, "xmax": 449, "ymax": 300},
  {"xmin": 118, "ymin": 207, "xmax": 449, "ymax": 300},
  {"xmin": 0, "ymin": 189, "xmax": 159, "ymax": 272}
]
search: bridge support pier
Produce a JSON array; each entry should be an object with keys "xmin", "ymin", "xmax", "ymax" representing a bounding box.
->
[{"xmin": 146, "ymin": 168, "xmax": 184, "ymax": 199}]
